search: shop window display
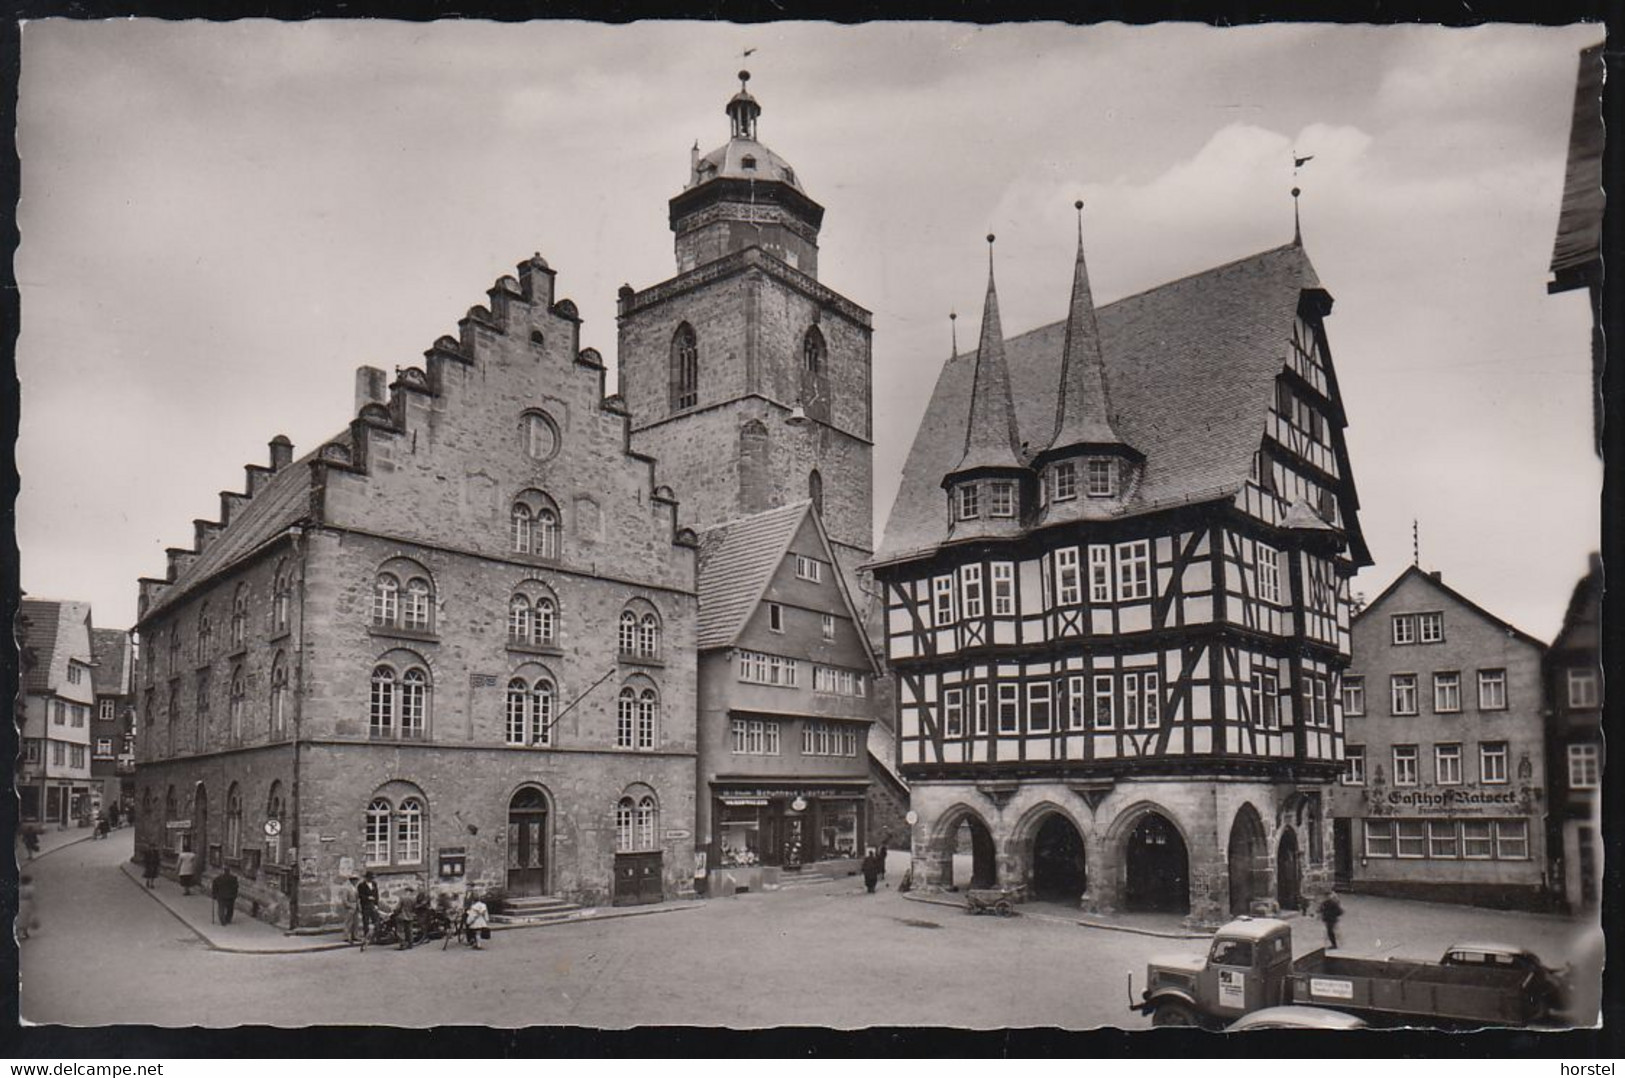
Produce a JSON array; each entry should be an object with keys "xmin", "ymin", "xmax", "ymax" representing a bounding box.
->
[
  {"xmin": 820, "ymin": 802, "xmax": 860, "ymax": 859},
  {"xmin": 720, "ymin": 804, "xmax": 762, "ymax": 867}
]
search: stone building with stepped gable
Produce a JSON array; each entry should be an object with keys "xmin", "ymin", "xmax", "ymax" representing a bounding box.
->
[
  {"xmin": 872, "ymin": 209, "xmax": 1371, "ymax": 926},
  {"xmin": 132, "ymin": 255, "xmax": 700, "ymax": 929}
]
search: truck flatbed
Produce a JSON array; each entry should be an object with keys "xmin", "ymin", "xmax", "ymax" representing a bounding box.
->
[{"xmin": 1292, "ymin": 948, "xmax": 1538, "ymax": 1025}]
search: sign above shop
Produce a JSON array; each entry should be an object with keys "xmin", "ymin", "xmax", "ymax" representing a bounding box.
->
[
  {"xmin": 790, "ymin": 797, "xmax": 808, "ymax": 812},
  {"xmin": 165, "ymin": 819, "xmax": 192, "ymax": 830},
  {"xmin": 716, "ymin": 787, "xmax": 863, "ymax": 800},
  {"xmin": 1383, "ymin": 785, "xmax": 1529, "ymax": 814}
]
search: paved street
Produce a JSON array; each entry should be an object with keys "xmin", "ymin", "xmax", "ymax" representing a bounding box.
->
[{"xmin": 19, "ymin": 831, "xmax": 1602, "ymax": 1029}]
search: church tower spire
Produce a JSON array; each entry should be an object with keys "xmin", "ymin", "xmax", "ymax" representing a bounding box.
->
[{"xmin": 943, "ymin": 236, "xmax": 1027, "ymax": 533}]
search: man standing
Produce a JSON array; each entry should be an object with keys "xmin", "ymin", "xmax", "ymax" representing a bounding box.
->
[
  {"xmin": 340, "ymin": 876, "xmax": 362, "ymax": 944},
  {"xmin": 395, "ymin": 887, "xmax": 418, "ymax": 950},
  {"xmin": 211, "ymin": 865, "xmax": 240, "ymax": 925},
  {"xmin": 356, "ymin": 871, "xmax": 381, "ymax": 942}
]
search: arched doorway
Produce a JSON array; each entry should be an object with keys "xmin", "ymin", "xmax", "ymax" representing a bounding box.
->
[
  {"xmin": 1227, "ymin": 804, "xmax": 1270, "ymax": 916},
  {"xmin": 1124, "ymin": 812, "xmax": 1189, "ymax": 913},
  {"xmin": 507, "ymin": 787, "xmax": 549, "ymax": 896},
  {"xmin": 1277, "ymin": 829, "xmax": 1302, "ymax": 910},
  {"xmin": 1030, "ymin": 814, "xmax": 1087, "ymax": 901},
  {"xmin": 943, "ymin": 812, "xmax": 997, "ymax": 891}
]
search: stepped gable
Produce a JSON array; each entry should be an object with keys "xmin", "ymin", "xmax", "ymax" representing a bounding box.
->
[
  {"xmin": 695, "ymin": 501, "xmax": 812, "ymax": 649},
  {"xmin": 878, "ymin": 242, "xmax": 1321, "ymax": 564}
]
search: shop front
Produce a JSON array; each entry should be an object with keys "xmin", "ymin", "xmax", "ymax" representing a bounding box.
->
[{"xmin": 710, "ymin": 780, "xmax": 869, "ymax": 894}]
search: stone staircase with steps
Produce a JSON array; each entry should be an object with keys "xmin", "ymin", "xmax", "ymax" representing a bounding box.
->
[
  {"xmin": 490, "ymin": 895, "xmax": 584, "ymax": 926},
  {"xmin": 773, "ymin": 871, "xmax": 842, "ymax": 889}
]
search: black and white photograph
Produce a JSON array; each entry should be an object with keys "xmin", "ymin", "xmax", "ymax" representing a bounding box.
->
[{"xmin": 9, "ymin": 17, "xmax": 1611, "ymax": 1040}]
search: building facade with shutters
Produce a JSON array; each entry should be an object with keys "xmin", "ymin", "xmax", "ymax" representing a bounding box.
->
[
  {"xmin": 1544, "ymin": 555, "xmax": 1601, "ymax": 912},
  {"xmin": 1327, "ymin": 566, "xmax": 1548, "ymax": 909},
  {"xmin": 693, "ymin": 501, "xmax": 881, "ymax": 894},
  {"xmin": 89, "ymin": 627, "xmax": 137, "ymax": 812},
  {"xmin": 18, "ymin": 599, "xmax": 98, "ymax": 826},
  {"xmin": 873, "ymin": 219, "xmax": 1371, "ymax": 926},
  {"xmin": 131, "ymin": 255, "xmax": 700, "ymax": 928}
]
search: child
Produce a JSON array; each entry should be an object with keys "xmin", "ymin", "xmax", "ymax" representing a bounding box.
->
[{"xmin": 465, "ymin": 894, "xmax": 490, "ymax": 950}]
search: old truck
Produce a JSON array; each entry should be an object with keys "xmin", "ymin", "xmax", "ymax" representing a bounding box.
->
[{"xmin": 1130, "ymin": 916, "xmax": 1563, "ymax": 1030}]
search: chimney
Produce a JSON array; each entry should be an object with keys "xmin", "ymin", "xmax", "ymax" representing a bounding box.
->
[
  {"xmin": 354, "ymin": 366, "xmax": 388, "ymax": 414},
  {"xmin": 269, "ymin": 435, "xmax": 293, "ymax": 472},
  {"xmin": 1429, "ymin": 571, "xmax": 1442, "ymax": 582}
]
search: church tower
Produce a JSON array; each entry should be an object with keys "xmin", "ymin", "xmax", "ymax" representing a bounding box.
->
[{"xmin": 616, "ymin": 72, "xmax": 875, "ymax": 584}]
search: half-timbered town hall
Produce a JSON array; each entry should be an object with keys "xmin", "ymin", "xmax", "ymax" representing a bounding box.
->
[{"xmin": 872, "ymin": 213, "xmax": 1371, "ymax": 925}]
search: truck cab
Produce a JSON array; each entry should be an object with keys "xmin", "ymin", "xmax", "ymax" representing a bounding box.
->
[{"xmin": 1137, "ymin": 917, "xmax": 1295, "ymax": 1028}]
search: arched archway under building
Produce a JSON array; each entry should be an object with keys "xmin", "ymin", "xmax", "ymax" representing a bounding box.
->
[
  {"xmin": 1227, "ymin": 803, "xmax": 1271, "ymax": 916},
  {"xmin": 936, "ymin": 807, "xmax": 997, "ymax": 892},
  {"xmin": 1277, "ymin": 828, "xmax": 1302, "ymax": 910},
  {"xmin": 1029, "ymin": 813, "xmax": 1088, "ymax": 902},
  {"xmin": 1123, "ymin": 811, "xmax": 1189, "ymax": 914}
]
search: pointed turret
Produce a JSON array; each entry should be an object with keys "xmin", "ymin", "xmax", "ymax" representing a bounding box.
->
[
  {"xmin": 1041, "ymin": 201, "xmax": 1129, "ymax": 457},
  {"xmin": 942, "ymin": 236, "xmax": 1027, "ymax": 533},
  {"xmin": 950, "ymin": 237, "xmax": 1024, "ymax": 477}
]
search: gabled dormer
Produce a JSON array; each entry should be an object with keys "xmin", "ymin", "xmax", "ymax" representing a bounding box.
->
[
  {"xmin": 1031, "ymin": 203, "xmax": 1142, "ymax": 525},
  {"xmin": 942, "ymin": 237, "xmax": 1028, "ymax": 540}
]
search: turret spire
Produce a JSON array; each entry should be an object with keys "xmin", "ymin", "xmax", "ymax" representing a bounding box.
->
[
  {"xmin": 951, "ymin": 234, "xmax": 1025, "ymax": 476},
  {"xmin": 727, "ymin": 69, "xmax": 761, "ymax": 140},
  {"xmin": 1043, "ymin": 200, "xmax": 1130, "ymax": 457}
]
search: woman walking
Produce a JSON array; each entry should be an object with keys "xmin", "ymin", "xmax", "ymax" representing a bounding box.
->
[{"xmin": 141, "ymin": 844, "xmax": 161, "ymax": 889}]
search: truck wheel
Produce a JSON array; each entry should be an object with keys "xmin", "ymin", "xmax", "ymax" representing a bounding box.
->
[
  {"xmin": 995, "ymin": 901, "xmax": 1013, "ymax": 917},
  {"xmin": 1151, "ymin": 1002, "xmax": 1200, "ymax": 1028}
]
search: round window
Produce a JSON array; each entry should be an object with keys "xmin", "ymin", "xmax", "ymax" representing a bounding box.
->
[{"xmin": 523, "ymin": 412, "xmax": 559, "ymax": 461}]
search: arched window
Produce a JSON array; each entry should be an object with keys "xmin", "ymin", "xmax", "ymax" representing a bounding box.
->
[
  {"xmin": 166, "ymin": 685, "xmax": 178, "ymax": 756},
  {"xmin": 511, "ymin": 492, "xmax": 561, "ymax": 558},
  {"xmin": 615, "ymin": 798, "xmax": 635, "ymax": 852},
  {"xmin": 197, "ymin": 602, "xmax": 212, "ymax": 662},
  {"xmin": 168, "ymin": 628, "xmax": 180, "ymax": 678},
  {"xmin": 638, "ymin": 688, "xmax": 657, "ymax": 750},
  {"xmin": 671, "ymin": 323, "xmax": 699, "ymax": 411},
  {"xmin": 637, "ymin": 795, "xmax": 657, "ymax": 850},
  {"xmin": 141, "ymin": 787, "xmax": 153, "ymax": 822},
  {"xmin": 373, "ymin": 573, "xmax": 399, "ymax": 626},
  {"xmin": 616, "ymin": 687, "xmax": 636, "ymax": 749},
  {"xmin": 618, "ymin": 611, "xmax": 638, "ymax": 656},
  {"xmin": 802, "ymin": 326, "xmax": 825, "ymax": 374},
  {"xmin": 403, "ymin": 577, "xmax": 432, "ymax": 631},
  {"xmin": 400, "ymin": 668, "xmax": 428, "ymax": 739},
  {"xmin": 229, "ymin": 666, "xmax": 245, "ymax": 743},
  {"xmin": 638, "ymin": 613, "xmax": 660, "ymax": 660},
  {"xmin": 739, "ymin": 419, "xmax": 772, "ymax": 514},
  {"xmin": 369, "ymin": 666, "xmax": 396, "ymax": 738},
  {"xmin": 165, "ymin": 785, "xmax": 177, "ymax": 822},
  {"xmin": 364, "ymin": 798, "xmax": 391, "ymax": 866},
  {"xmin": 231, "ymin": 584, "xmax": 248, "ymax": 649},
  {"xmin": 616, "ymin": 794, "xmax": 659, "ymax": 853},
  {"xmin": 535, "ymin": 596, "xmax": 557, "ymax": 645},
  {"xmin": 505, "ymin": 675, "xmax": 554, "ymax": 747},
  {"xmin": 522, "ymin": 411, "xmax": 559, "ymax": 461},
  {"xmin": 809, "ymin": 469, "xmax": 825, "ymax": 518},
  {"xmin": 268, "ymin": 656, "xmax": 288, "ymax": 740},
  {"xmin": 225, "ymin": 783, "xmax": 243, "ymax": 858},
  {"xmin": 396, "ymin": 797, "xmax": 424, "ymax": 865},
  {"xmin": 508, "ymin": 597, "xmax": 533, "ymax": 644},
  {"xmin": 272, "ymin": 561, "xmax": 291, "ymax": 634}
]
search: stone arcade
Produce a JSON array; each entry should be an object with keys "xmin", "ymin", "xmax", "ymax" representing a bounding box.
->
[{"xmin": 872, "ymin": 214, "xmax": 1371, "ymax": 926}]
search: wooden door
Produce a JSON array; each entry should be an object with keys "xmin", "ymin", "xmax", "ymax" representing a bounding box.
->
[
  {"xmin": 614, "ymin": 852, "xmax": 663, "ymax": 907},
  {"xmin": 507, "ymin": 788, "xmax": 548, "ymax": 896},
  {"xmin": 1333, "ymin": 818, "xmax": 1352, "ymax": 885}
]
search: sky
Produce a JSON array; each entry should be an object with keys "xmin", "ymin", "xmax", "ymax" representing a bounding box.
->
[{"xmin": 15, "ymin": 20, "xmax": 1604, "ymax": 642}]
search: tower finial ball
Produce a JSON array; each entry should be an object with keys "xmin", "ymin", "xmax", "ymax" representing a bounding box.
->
[
  {"xmin": 986, "ymin": 233, "xmax": 996, "ymax": 244},
  {"xmin": 1292, "ymin": 187, "xmax": 1301, "ymax": 197},
  {"xmin": 739, "ymin": 70, "xmax": 751, "ymax": 83},
  {"xmin": 1074, "ymin": 199, "xmax": 1084, "ymax": 210}
]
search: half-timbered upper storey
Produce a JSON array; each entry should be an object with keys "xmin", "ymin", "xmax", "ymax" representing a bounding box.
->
[{"xmin": 872, "ymin": 224, "xmax": 1369, "ymax": 780}]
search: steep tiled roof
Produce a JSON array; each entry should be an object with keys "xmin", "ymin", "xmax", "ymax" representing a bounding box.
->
[
  {"xmin": 695, "ymin": 501, "xmax": 812, "ymax": 649},
  {"xmin": 19, "ymin": 599, "xmax": 93, "ymax": 694},
  {"xmin": 1550, "ymin": 43, "xmax": 1604, "ymax": 281},
  {"xmin": 19, "ymin": 599, "xmax": 62, "ymax": 695},
  {"xmin": 141, "ymin": 442, "xmax": 331, "ymax": 624},
  {"xmin": 877, "ymin": 242, "xmax": 1322, "ymax": 565},
  {"xmin": 89, "ymin": 628, "xmax": 132, "ymax": 696}
]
